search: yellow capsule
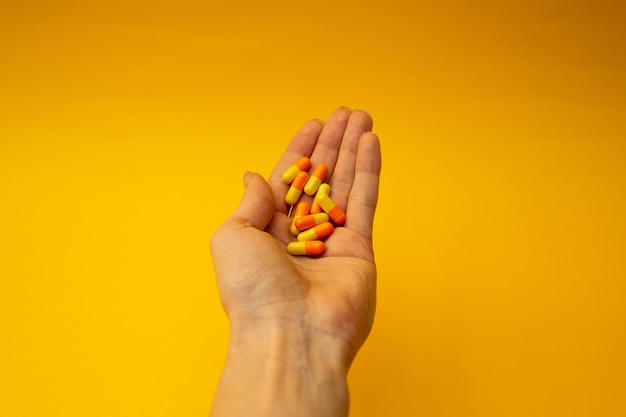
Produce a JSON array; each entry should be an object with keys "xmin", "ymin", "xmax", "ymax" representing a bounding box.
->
[
  {"xmin": 294, "ymin": 213, "xmax": 329, "ymax": 231},
  {"xmin": 285, "ymin": 171, "xmax": 309, "ymax": 205},
  {"xmin": 310, "ymin": 183, "xmax": 330, "ymax": 214},
  {"xmin": 290, "ymin": 201, "xmax": 310, "ymax": 236},
  {"xmin": 282, "ymin": 157, "xmax": 312, "ymax": 184},
  {"xmin": 287, "ymin": 241, "xmax": 326, "ymax": 256},
  {"xmin": 304, "ymin": 164, "xmax": 328, "ymax": 195},
  {"xmin": 297, "ymin": 222, "xmax": 334, "ymax": 241},
  {"xmin": 317, "ymin": 194, "xmax": 346, "ymax": 225}
]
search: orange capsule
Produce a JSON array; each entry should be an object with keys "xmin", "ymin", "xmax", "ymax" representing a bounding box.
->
[
  {"xmin": 287, "ymin": 241, "xmax": 326, "ymax": 256},
  {"xmin": 285, "ymin": 171, "xmax": 309, "ymax": 205},
  {"xmin": 290, "ymin": 201, "xmax": 311, "ymax": 236},
  {"xmin": 304, "ymin": 164, "xmax": 328, "ymax": 195},
  {"xmin": 310, "ymin": 183, "xmax": 330, "ymax": 214},
  {"xmin": 316, "ymin": 194, "xmax": 346, "ymax": 225},
  {"xmin": 294, "ymin": 213, "xmax": 329, "ymax": 231},
  {"xmin": 282, "ymin": 157, "xmax": 312, "ymax": 184},
  {"xmin": 297, "ymin": 222, "xmax": 334, "ymax": 242}
]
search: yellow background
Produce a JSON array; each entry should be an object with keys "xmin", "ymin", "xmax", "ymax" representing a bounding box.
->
[{"xmin": 1, "ymin": 1, "xmax": 625, "ymax": 416}]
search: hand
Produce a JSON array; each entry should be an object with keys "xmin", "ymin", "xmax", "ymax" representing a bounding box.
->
[{"xmin": 210, "ymin": 108, "xmax": 381, "ymax": 417}]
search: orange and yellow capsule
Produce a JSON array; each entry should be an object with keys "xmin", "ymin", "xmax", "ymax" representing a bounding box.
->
[
  {"xmin": 287, "ymin": 241, "xmax": 326, "ymax": 256},
  {"xmin": 290, "ymin": 201, "xmax": 311, "ymax": 236},
  {"xmin": 297, "ymin": 222, "xmax": 334, "ymax": 242},
  {"xmin": 282, "ymin": 156, "xmax": 312, "ymax": 184},
  {"xmin": 294, "ymin": 213, "xmax": 329, "ymax": 231},
  {"xmin": 285, "ymin": 170, "xmax": 309, "ymax": 205},
  {"xmin": 316, "ymin": 194, "xmax": 346, "ymax": 225},
  {"xmin": 304, "ymin": 164, "xmax": 328, "ymax": 195},
  {"xmin": 310, "ymin": 183, "xmax": 330, "ymax": 214}
]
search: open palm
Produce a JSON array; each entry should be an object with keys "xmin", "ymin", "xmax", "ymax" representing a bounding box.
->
[{"xmin": 211, "ymin": 108, "xmax": 381, "ymax": 364}]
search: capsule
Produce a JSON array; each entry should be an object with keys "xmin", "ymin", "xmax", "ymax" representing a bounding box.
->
[
  {"xmin": 282, "ymin": 156, "xmax": 312, "ymax": 184},
  {"xmin": 285, "ymin": 171, "xmax": 309, "ymax": 205},
  {"xmin": 287, "ymin": 241, "xmax": 326, "ymax": 256},
  {"xmin": 290, "ymin": 201, "xmax": 311, "ymax": 235},
  {"xmin": 316, "ymin": 194, "xmax": 346, "ymax": 225},
  {"xmin": 304, "ymin": 164, "xmax": 328, "ymax": 195},
  {"xmin": 310, "ymin": 183, "xmax": 330, "ymax": 214},
  {"xmin": 297, "ymin": 222, "xmax": 334, "ymax": 242},
  {"xmin": 294, "ymin": 213, "xmax": 329, "ymax": 231}
]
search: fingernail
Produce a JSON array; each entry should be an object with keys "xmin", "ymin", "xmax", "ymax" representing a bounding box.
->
[{"xmin": 243, "ymin": 171, "xmax": 252, "ymax": 187}]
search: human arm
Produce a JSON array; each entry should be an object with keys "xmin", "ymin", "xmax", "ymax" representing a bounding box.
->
[{"xmin": 209, "ymin": 108, "xmax": 381, "ymax": 417}]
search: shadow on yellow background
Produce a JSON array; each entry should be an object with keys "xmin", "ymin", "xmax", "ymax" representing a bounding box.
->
[{"xmin": 1, "ymin": 1, "xmax": 625, "ymax": 416}]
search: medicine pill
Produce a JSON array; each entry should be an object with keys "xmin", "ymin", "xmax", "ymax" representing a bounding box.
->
[
  {"xmin": 282, "ymin": 157, "xmax": 312, "ymax": 184},
  {"xmin": 294, "ymin": 213, "xmax": 329, "ymax": 231},
  {"xmin": 316, "ymin": 194, "xmax": 346, "ymax": 225},
  {"xmin": 287, "ymin": 241, "xmax": 326, "ymax": 256},
  {"xmin": 290, "ymin": 201, "xmax": 311, "ymax": 236},
  {"xmin": 310, "ymin": 183, "xmax": 330, "ymax": 214},
  {"xmin": 304, "ymin": 164, "xmax": 328, "ymax": 196},
  {"xmin": 285, "ymin": 170, "xmax": 309, "ymax": 205},
  {"xmin": 297, "ymin": 222, "xmax": 334, "ymax": 242}
]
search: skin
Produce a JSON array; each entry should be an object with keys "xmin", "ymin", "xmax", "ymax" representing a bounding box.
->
[{"xmin": 209, "ymin": 107, "xmax": 381, "ymax": 417}]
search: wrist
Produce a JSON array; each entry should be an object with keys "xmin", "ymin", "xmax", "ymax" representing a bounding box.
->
[{"xmin": 211, "ymin": 316, "xmax": 351, "ymax": 417}]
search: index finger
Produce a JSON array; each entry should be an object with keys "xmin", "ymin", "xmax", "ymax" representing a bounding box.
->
[{"xmin": 267, "ymin": 119, "xmax": 325, "ymax": 213}]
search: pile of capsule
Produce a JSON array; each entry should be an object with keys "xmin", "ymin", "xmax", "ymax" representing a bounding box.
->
[{"xmin": 282, "ymin": 157, "xmax": 346, "ymax": 256}]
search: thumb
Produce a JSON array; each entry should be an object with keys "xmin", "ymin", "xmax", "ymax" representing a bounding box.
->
[{"xmin": 229, "ymin": 171, "xmax": 275, "ymax": 230}]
